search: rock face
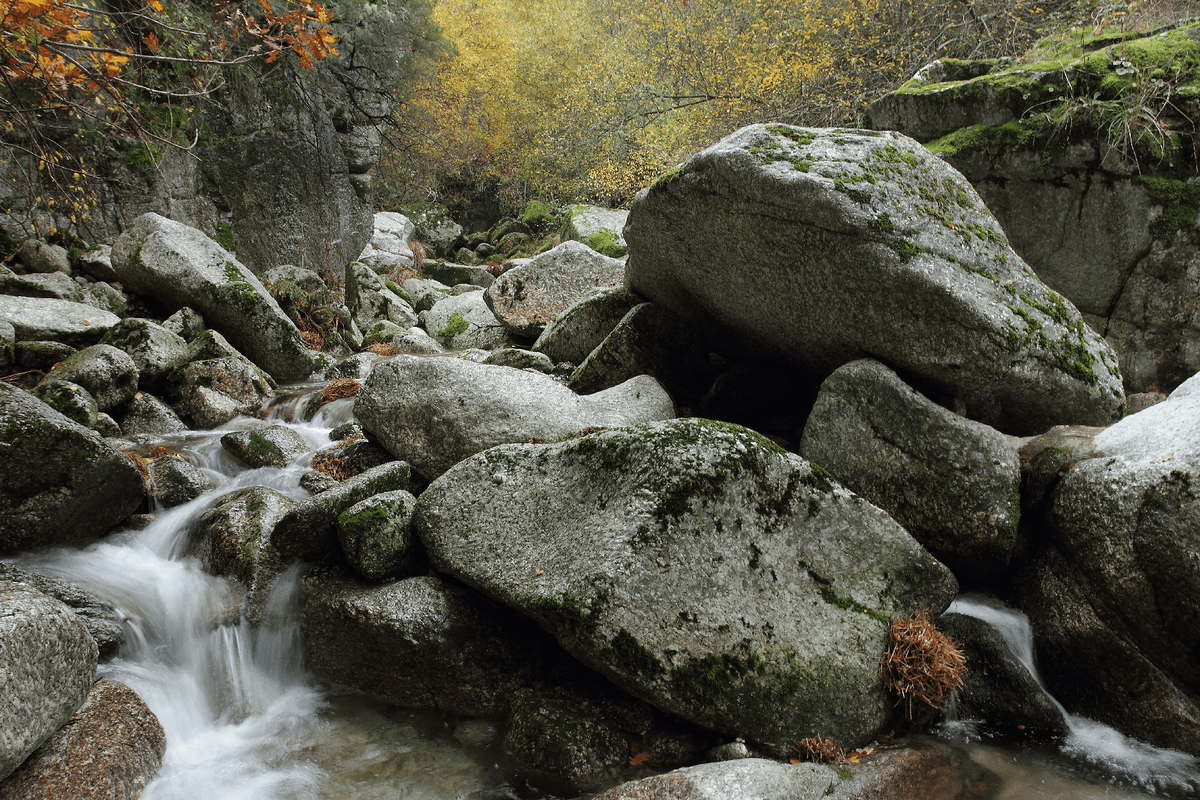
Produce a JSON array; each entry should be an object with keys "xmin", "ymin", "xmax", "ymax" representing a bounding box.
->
[
  {"xmin": 110, "ymin": 213, "xmax": 319, "ymax": 382},
  {"xmin": 1015, "ymin": 371, "xmax": 1200, "ymax": 754},
  {"xmin": 485, "ymin": 241, "xmax": 626, "ymax": 338},
  {"xmin": 414, "ymin": 419, "xmax": 958, "ymax": 755},
  {"xmin": 355, "ymin": 355, "xmax": 676, "ymax": 480},
  {"xmin": 0, "ymin": 383, "xmax": 144, "ymax": 553},
  {"xmin": 301, "ymin": 572, "xmax": 548, "ymax": 716},
  {"xmin": 800, "ymin": 359, "xmax": 1021, "ymax": 586},
  {"xmin": 0, "ymin": 583, "xmax": 99, "ymax": 782},
  {"xmin": 0, "ymin": 679, "xmax": 165, "ymax": 800},
  {"xmin": 625, "ymin": 124, "xmax": 1125, "ymax": 435}
]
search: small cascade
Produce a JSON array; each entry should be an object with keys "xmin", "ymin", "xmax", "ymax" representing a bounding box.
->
[{"xmin": 943, "ymin": 594, "xmax": 1200, "ymax": 797}]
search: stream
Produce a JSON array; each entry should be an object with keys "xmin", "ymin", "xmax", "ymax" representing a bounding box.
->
[{"xmin": 5, "ymin": 380, "xmax": 1200, "ymax": 799}]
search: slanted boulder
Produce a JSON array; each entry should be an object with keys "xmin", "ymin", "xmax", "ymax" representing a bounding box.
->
[
  {"xmin": 99, "ymin": 318, "xmax": 191, "ymax": 394},
  {"xmin": 485, "ymin": 241, "xmax": 625, "ymax": 338},
  {"xmin": 0, "ymin": 679, "xmax": 165, "ymax": 800},
  {"xmin": 1015, "ymin": 370, "xmax": 1200, "ymax": 754},
  {"xmin": 355, "ymin": 355, "xmax": 675, "ymax": 480},
  {"xmin": 0, "ymin": 383, "xmax": 144, "ymax": 553},
  {"xmin": 414, "ymin": 419, "xmax": 958, "ymax": 755},
  {"xmin": 42, "ymin": 344, "xmax": 138, "ymax": 414},
  {"xmin": 532, "ymin": 287, "xmax": 643, "ymax": 366},
  {"xmin": 0, "ymin": 583, "xmax": 98, "ymax": 782},
  {"xmin": 624, "ymin": 124, "xmax": 1124, "ymax": 436},
  {"xmin": 423, "ymin": 291, "xmax": 510, "ymax": 350},
  {"xmin": 561, "ymin": 205, "xmax": 630, "ymax": 258},
  {"xmin": 220, "ymin": 424, "xmax": 312, "ymax": 468},
  {"xmin": 337, "ymin": 490, "xmax": 423, "ymax": 582},
  {"xmin": 357, "ymin": 211, "xmax": 415, "ymax": 272},
  {"xmin": 0, "ymin": 564, "xmax": 125, "ymax": 658},
  {"xmin": 170, "ymin": 357, "xmax": 274, "ymax": 430},
  {"xmin": 0, "ymin": 297, "xmax": 119, "ymax": 349},
  {"xmin": 119, "ymin": 392, "xmax": 188, "ymax": 436},
  {"xmin": 148, "ymin": 453, "xmax": 215, "ymax": 508},
  {"xmin": 800, "ymin": 359, "xmax": 1020, "ymax": 586},
  {"xmin": 110, "ymin": 213, "xmax": 320, "ymax": 382},
  {"xmin": 30, "ymin": 380, "xmax": 98, "ymax": 430}
]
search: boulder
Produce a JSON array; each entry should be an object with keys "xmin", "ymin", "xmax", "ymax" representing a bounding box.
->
[
  {"xmin": 336, "ymin": 490, "xmax": 423, "ymax": 582},
  {"xmin": 0, "ymin": 564, "xmax": 125, "ymax": 658},
  {"xmin": 77, "ymin": 245, "xmax": 118, "ymax": 283},
  {"xmin": 568, "ymin": 302, "xmax": 712, "ymax": 403},
  {"xmin": 220, "ymin": 424, "xmax": 312, "ymax": 468},
  {"xmin": 355, "ymin": 355, "xmax": 676, "ymax": 480},
  {"xmin": 110, "ymin": 213, "xmax": 319, "ymax": 382},
  {"xmin": 29, "ymin": 381, "xmax": 98, "ymax": 430},
  {"xmin": 0, "ymin": 297, "xmax": 119, "ymax": 349},
  {"xmin": 0, "ymin": 267, "xmax": 83, "ymax": 302},
  {"xmin": 42, "ymin": 344, "xmax": 138, "ymax": 414},
  {"xmin": 624, "ymin": 124, "xmax": 1125, "ymax": 436},
  {"xmin": 0, "ymin": 320, "xmax": 13, "ymax": 371},
  {"xmin": 170, "ymin": 357, "xmax": 274, "ymax": 430},
  {"xmin": 300, "ymin": 572, "xmax": 547, "ymax": 716},
  {"xmin": 16, "ymin": 240, "xmax": 70, "ymax": 275},
  {"xmin": 485, "ymin": 241, "xmax": 626, "ymax": 338},
  {"xmin": 147, "ymin": 453, "xmax": 215, "ymax": 508},
  {"xmin": 562, "ymin": 205, "xmax": 630, "ymax": 258},
  {"xmin": 407, "ymin": 203, "xmax": 463, "ymax": 258},
  {"xmin": 421, "ymin": 261, "xmax": 494, "ymax": 290},
  {"xmin": 0, "ymin": 583, "xmax": 98, "ymax": 782},
  {"xmin": 423, "ymin": 291, "xmax": 511, "ymax": 350},
  {"xmin": 119, "ymin": 393, "xmax": 188, "ymax": 436},
  {"xmin": 357, "ymin": 211, "xmax": 415, "ymax": 272},
  {"xmin": 13, "ymin": 341, "xmax": 75, "ymax": 374},
  {"xmin": 350, "ymin": 263, "xmax": 418, "ymax": 332},
  {"xmin": 270, "ymin": 460, "xmax": 411, "ymax": 560},
  {"xmin": 481, "ymin": 347, "xmax": 554, "ymax": 373},
  {"xmin": 162, "ymin": 307, "xmax": 206, "ymax": 342},
  {"xmin": 414, "ymin": 418, "xmax": 958, "ymax": 754},
  {"xmin": 0, "ymin": 383, "xmax": 144, "ymax": 553},
  {"xmin": 0, "ymin": 679, "xmax": 165, "ymax": 800},
  {"xmin": 1014, "ymin": 370, "xmax": 1200, "ymax": 754},
  {"xmin": 79, "ymin": 281, "xmax": 128, "ymax": 317},
  {"xmin": 99, "ymin": 318, "xmax": 191, "ymax": 393},
  {"xmin": 799, "ymin": 359, "xmax": 1021, "ymax": 586},
  {"xmin": 592, "ymin": 759, "xmax": 837, "ymax": 800},
  {"xmin": 532, "ymin": 287, "xmax": 643, "ymax": 366}
]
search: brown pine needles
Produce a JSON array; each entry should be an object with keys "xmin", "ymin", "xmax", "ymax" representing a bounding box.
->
[
  {"xmin": 881, "ymin": 611, "xmax": 967, "ymax": 719},
  {"xmin": 793, "ymin": 732, "xmax": 847, "ymax": 766}
]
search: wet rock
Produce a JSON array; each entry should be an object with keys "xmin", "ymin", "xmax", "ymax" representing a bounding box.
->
[
  {"xmin": 0, "ymin": 297, "xmax": 119, "ymax": 349},
  {"xmin": 355, "ymin": 355, "xmax": 675, "ymax": 480},
  {"xmin": 415, "ymin": 418, "xmax": 958, "ymax": 755},
  {"xmin": 485, "ymin": 241, "xmax": 625, "ymax": 338},
  {"xmin": 337, "ymin": 490, "xmax": 423, "ymax": 582},
  {"xmin": 592, "ymin": 759, "xmax": 836, "ymax": 800},
  {"xmin": 301, "ymin": 571, "xmax": 545, "ymax": 716},
  {"xmin": 624, "ymin": 124, "xmax": 1124, "ymax": 435},
  {"xmin": 532, "ymin": 287, "xmax": 643, "ymax": 367},
  {"xmin": 936, "ymin": 612, "xmax": 1068, "ymax": 739},
  {"xmin": 271, "ymin": 460, "xmax": 411, "ymax": 560},
  {"xmin": 42, "ymin": 344, "xmax": 138, "ymax": 414},
  {"xmin": 170, "ymin": 357, "xmax": 274, "ymax": 430},
  {"xmin": 0, "ymin": 679, "xmax": 165, "ymax": 800},
  {"xmin": 0, "ymin": 383, "xmax": 144, "ymax": 553},
  {"xmin": 0, "ymin": 564, "xmax": 125, "ymax": 658},
  {"xmin": 148, "ymin": 454, "xmax": 216, "ymax": 508},
  {"xmin": 110, "ymin": 213, "xmax": 320, "ymax": 382},
  {"xmin": 220, "ymin": 424, "xmax": 312, "ymax": 468},
  {"xmin": 0, "ymin": 583, "xmax": 98, "ymax": 782},
  {"xmin": 800, "ymin": 359, "xmax": 1021, "ymax": 587}
]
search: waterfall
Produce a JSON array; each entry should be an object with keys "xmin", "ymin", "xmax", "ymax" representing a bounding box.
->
[{"xmin": 944, "ymin": 594, "xmax": 1200, "ymax": 797}]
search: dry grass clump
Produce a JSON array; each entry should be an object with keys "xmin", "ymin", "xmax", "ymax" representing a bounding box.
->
[
  {"xmin": 881, "ymin": 611, "xmax": 967, "ymax": 719},
  {"xmin": 300, "ymin": 330, "xmax": 324, "ymax": 351},
  {"xmin": 793, "ymin": 732, "xmax": 847, "ymax": 766},
  {"xmin": 318, "ymin": 378, "xmax": 360, "ymax": 406},
  {"xmin": 146, "ymin": 446, "xmax": 178, "ymax": 459},
  {"xmin": 310, "ymin": 450, "xmax": 353, "ymax": 481},
  {"xmin": 409, "ymin": 240, "xmax": 426, "ymax": 274},
  {"xmin": 365, "ymin": 342, "xmax": 401, "ymax": 356},
  {"xmin": 124, "ymin": 450, "xmax": 152, "ymax": 492}
]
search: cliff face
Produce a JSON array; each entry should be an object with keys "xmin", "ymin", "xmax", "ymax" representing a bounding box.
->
[{"xmin": 866, "ymin": 23, "xmax": 1200, "ymax": 393}]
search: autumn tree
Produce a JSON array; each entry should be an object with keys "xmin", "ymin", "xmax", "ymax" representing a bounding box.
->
[{"xmin": 1, "ymin": 0, "xmax": 339, "ymax": 236}]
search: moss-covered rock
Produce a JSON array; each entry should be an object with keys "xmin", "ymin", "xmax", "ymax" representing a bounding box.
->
[
  {"xmin": 220, "ymin": 424, "xmax": 312, "ymax": 469},
  {"xmin": 414, "ymin": 418, "xmax": 958, "ymax": 755},
  {"xmin": 336, "ymin": 489, "xmax": 422, "ymax": 582}
]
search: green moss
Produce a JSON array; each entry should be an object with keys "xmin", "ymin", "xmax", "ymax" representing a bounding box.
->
[
  {"xmin": 437, "ymin": 312, "xmax": 470, "ymax": 341},
  {"xmin": 123, "ymin": 142, "xmax": 162, "ymax": 170},
  {"xmin": 766, "ymin": 124, "xmax": 818, "ymax": 148},
  {"xmin": 1135, "ymin": 175, "xmax": 1200, "ymax": 242},
  {"xmin": 669, "ymin": 650, "xmax": 766, "ymax": 706},
  {"xmin": 651, "ymin": 165, "xmax": 684, "ymax": 190},
  {"xmin": 816, "ymin": 584, "xmax": 891, "ymax": 625},
  {"xmin": 519, "ymin": 200, "xmax": 554, "ymax": 230},
  {"xmin": 925, "ymin": 120, "xmax": 1042, "ymax": 159},
  {"xmin": 339, "ymin": 503, "xmax": 391, "ymax": 537},
  {"xmin": 610, "ymin": 628, "xmax": 663, "ymax": 677},
  {"xmin": 212, "ymin": 222, "xmax": 236, "ymax": 252},
  {"xmin": 585, "ymin": 230, "xmax": 628, "ymax": 258}
]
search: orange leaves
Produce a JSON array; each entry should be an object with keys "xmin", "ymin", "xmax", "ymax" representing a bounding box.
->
[{"xmin": 211, "ymin": 0, "xmax": 338, "ymax": 71}]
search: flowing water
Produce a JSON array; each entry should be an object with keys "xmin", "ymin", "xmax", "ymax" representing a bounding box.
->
[{"xmin": 5, "ymin": 382, "xmax": 1200, "ymax": 798}]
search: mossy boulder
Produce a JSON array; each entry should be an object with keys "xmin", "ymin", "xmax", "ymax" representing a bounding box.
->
[
  {"xmin": 147, "ymin": 453, "xmax": 215, "ymax": 508},
  {"xmin": 41, "ymin": 344, "xmax": 138, "ymax": 414},
  {"xmin": 220, "ymin": 424, "xmax": 312, "ymax": 468},
  {"xmin": 800, "ymin": 359, "xmax": 1021, "ymax": 588},
  {"xmin": 561, "ymin": 205, "xmax": 630, "ymax": 258},
  {"xmin": 169, "ymin": 356, "xmax": 274, "ymax": 430},
  {"xmin": 0, "ymin": 296, "xmax": 119, "ymax": 349},
  {"xmin": 110, "ymin": 213, "xmax": 320, "ymax": 383},
  {"xmin": 0, "ymin": 382, "xmax": 144, "ymax": 553},
  {"xmin": 625, "ymin": 124, "xmax": 1125, "ymax": 435},
  {"xmin": 423, "ymin": 291, "xmax": 511, "ymax": 350},
  {"xmin": 30, "ymin": 380, "xmax": 98, "ymax": 430},
  {"xmin": 413, "ymin": 418, "xmax": 958, "ymax": 755},
  {"xmin": 99, "ymin": 318, "xmax": 191, "ymax": 394},
  {"xmin": 336, "ymin": 489, "xmax": 422, "ymax": 582}
]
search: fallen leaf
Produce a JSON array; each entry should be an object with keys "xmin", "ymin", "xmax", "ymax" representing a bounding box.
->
[{"xmin": 629, "ymin": 752, "xmax": 650, "ymax": 766}]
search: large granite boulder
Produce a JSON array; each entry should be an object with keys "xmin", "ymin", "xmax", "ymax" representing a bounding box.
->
[
  {"xmin": 0, "ymin": 383, "xmax": 144, "ymax": 553},
  {"xmin": 592, "ymin": 759, "xmax": 837, "ymax": 800},
  {"xmin": 110, "ymin": 213, "xmax": 320, "ymax": 382},
  {"xmin": 170, "ymin": 357, "xmax": 274, "ymax": 430},
  {"xmin": 0, "ymin": 583, "xmax": 98, "ymax": 782},
  {"xmin": 355, "ymin": 355, "xmax": 676, "ymax": 480},
  {"xmin": 423, "ymin": 291, "xmax": 510, "ymax": 350},
  {"xmin": 414, "ymin": 418, "xmax": 958, "ymax": 755},
  {"xmin": 357, "ymin": 211, "xmax": 415, "ymax": 272},
  {"xmin": 485, "ymin": 241, "xmax": 626, "ymax": 338},
  {"xmin": 0, "ymin": 679, "xmax": 165, "ymax": 799},
  {"xmin": 800, "ymin": 359, "xmax": 1021, "ymax": 586},
  {"xmin": 0, "ymin": 297, "xmax": 119, "ymax": 349},
  {"xmin": 1015, "ymin": 370, "xmax": 1200, "ymax": 754},
  {"xmin": 99, "ymin": 318, "xmax": 191, "ymax": 394},
  {"xmin": 41, "ymin": 345, "xmax": 138, "ymax": 414},
  {"xmin": 0, "ymin": 564, "xmax": 125, "ymax": 658},
  {"xmin": 532, "ymin": 287, "xmax": 644, "ymax": 366},
  {"xmin": 561, "ymin": 205, "xmax": 630, "ymax": 258},
  {"xmin": 220, "ymin": 424, "xmax": 313, "ymax": 469},
  {"xmin": 624, "ymin": 124, "xmax": 1124, "ymax": 436}
]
